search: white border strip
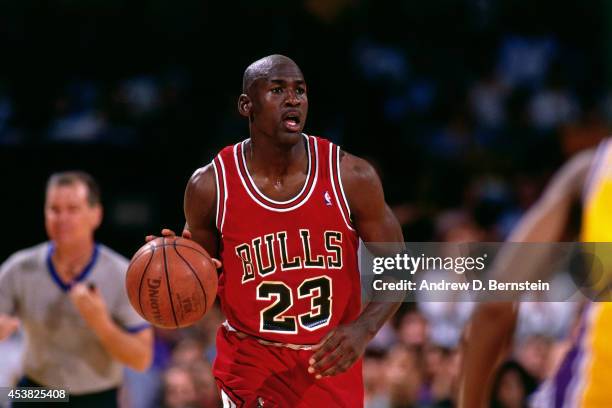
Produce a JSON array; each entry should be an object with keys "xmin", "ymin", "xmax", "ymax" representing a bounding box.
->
[
  {"xmin": 329, "ymin": 144, "xmax": 355, "ymax": 231},
  {"xmin": 241, "ymin": 134, "xmax": 311, "ymax": 205},
  {"xmin": 211, "ymin": 160, "xmax": 221, "ymax": 231},
  {"xmin": 217, "ymin": 154, "xmax": 229, "ymax": 232},
  {"xmin": 234, "ymin": 137, "xmax": 319, "ymax": 212}
]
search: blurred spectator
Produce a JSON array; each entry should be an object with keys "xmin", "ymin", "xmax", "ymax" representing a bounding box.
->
[
  {"xmin": 490, "ymin": 360, "xmax": 538, "ymax": 408},
  {"xmin": 528, "ymin": 80, "xmax": 579, "ymax": 132},
  {"xmin": 364, "ymin": 348, "xmax": 389, "ymax": 408},
  {"xmin": 171, "ymin": 337, "xmax": 205, "ymax": 367},
  {"xmin": 188, "ymin": 359, "xmax": 219, "ymax": 408},
  {"xmin": 470, "ymin": 71, "xmax": 509, "ymax": 130},
  {"xmin": 516, "ymin": 301, "xmax": 578, "ymax": 341},
  {"xmin": 426, "ymin": 347, "xmax": 462, "ymax": 407},
  {"xmin": 385, "ymin": 345, "xmax": 423, "ymax": 408},
  {"xmin": 162, "ymin": 365, "xmax": 199, "ymax": 408},
  {"xmin": 514, "ymin": 335, "xmax": 553, "ymax": 383},
  {"xmin": 396, "ymin": 309, "xmax": 429, "ymax": 348}
]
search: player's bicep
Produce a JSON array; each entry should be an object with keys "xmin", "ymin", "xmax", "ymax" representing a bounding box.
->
[
  {"xmin": 355, "ymin": 204, "xmax": 403, "ymax": 243},
  {"xmin": 184, "ymin": 164, "xmax": 220, "ymax": 257},
  {"xmin": 340, "ymin": 152, "xmax": 404, "ymax": 244}
]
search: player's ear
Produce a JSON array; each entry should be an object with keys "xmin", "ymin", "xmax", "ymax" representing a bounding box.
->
[{"xmin": 238, "ymin": 94, "xmax": 252, "ymax": 118}]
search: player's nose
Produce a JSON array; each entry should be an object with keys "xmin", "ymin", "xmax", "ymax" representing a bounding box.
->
[{"xmin": 284, "ymin": 89, "xmax": 300, "ymax": 106}]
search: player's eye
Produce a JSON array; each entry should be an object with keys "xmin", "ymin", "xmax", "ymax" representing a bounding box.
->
[
  {"xmin": 296, "ymin": 87, "xmax": 306, "ymax": 95},
  {"xmin": 271, "ymin": 87, "xmax": 283, "ymax": 94}
]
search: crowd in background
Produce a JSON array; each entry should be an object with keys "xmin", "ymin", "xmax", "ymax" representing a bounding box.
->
[{"xmin": 0, "ymin": 0, "xmax": 610, "ymax": 407}]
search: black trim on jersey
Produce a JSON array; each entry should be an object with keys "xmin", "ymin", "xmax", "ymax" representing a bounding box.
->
[
  {"xmin": 324, "ymin": 231, "xmax": 343, "ymax": 269},
  {"xmin": 236, "ymin": 244, "xmax": 255, "ymax": 283},
  {"xmin": 277, "ymin": 231, "xmax": 302, "ymax": 270},
  {"xmin": 253, "ymin": 234, "xmax": 276, "ymax": 277},
  {"xmin": 300, "ymin": 229, "xmax": 325, "ymax": 268}
]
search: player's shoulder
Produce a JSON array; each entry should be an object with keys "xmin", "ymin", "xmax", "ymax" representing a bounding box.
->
[
  {"xmin": 96, "ymin": 244, "xmax": 130, "ymax": 274},
  {"xmin": 337, "ymin": 150, "xmax": 384, "ymax": 214},
  {"xmin": 0, "ymin": 242, "xmax": 48, "ymax": 275},
  {"xmin": 339, "ymin": 150, "xmax": 380, "ymax": 190},
  {"xmin": 187, "ymin": 163, "xmax": 217, "ymax": 200}
]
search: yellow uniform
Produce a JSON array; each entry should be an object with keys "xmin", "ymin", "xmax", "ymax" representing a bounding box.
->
[{"xmin": 547, "ymin": 139, "xmax": 612, "ymax": 407}]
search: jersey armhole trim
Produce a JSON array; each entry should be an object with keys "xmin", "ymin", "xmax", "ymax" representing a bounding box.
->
[
  {"xmin": 212, "ymin": 155, "xmax": 228, "ymax": 233},
  {"xmin": 329, "ymin": 144, "xmax": 356, "ymax": 231}
]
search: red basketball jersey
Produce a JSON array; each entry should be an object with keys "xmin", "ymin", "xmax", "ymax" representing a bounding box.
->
[{"xmin": 211, "ymin": 135, "xmax": 360, "ymax": 344}]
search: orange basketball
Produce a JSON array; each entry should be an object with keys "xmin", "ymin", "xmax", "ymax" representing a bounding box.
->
[{"xmin": 125, "ymin": 236, "xmax": 218, "ymax": 329}]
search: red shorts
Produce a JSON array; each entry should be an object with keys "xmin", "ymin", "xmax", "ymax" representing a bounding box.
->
[{"xmin": 213, "ymin": 326, "xmax": 364, "ymax": 408}]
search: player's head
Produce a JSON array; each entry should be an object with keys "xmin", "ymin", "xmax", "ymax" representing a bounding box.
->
[
  {"xmin": 238, "ymin": 54, "xmax": 308, "ymax": 144},
  {"xmin": 44, "ymin": 171, "xmax": 102, "ymax": 248}
]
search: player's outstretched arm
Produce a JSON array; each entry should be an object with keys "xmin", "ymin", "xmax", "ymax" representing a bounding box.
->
[
  {"xmin": 458, "ymin": 149, "xmax": 594, "ymax": 408},
  {"xmin": 309, "ymin": 152, "xmax": 404, "ymax": 378},
  {"xmin": 183, "ymin": 164, "xmax": 220, "ymax": 258}
]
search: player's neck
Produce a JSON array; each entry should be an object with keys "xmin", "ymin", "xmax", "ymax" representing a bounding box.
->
[
  {"xmin": 52, "ymin": 240, "xmax": 95, "ymax": 281},
  {"xmin": 246, "ymin": 136, "xmax": 306, "ymax": 177}
]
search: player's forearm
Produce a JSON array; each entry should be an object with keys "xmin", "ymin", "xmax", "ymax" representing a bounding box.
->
[
  {"xmin": 355, "ymin": 300, "xmax": 402, "ymax": 339},
  {"xmin": 90, "ymin": 318, "xmax": 153, "ymax": 371},
  {"xmin": 0, "ymin": 314, "xmax": 19, "ymax": 341},
  {"xmin": 458, "ymin": 302, "xmax": 517, "ymax": 408}
]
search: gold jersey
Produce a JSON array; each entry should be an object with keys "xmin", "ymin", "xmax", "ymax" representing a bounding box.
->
[{"xmin": 561, "ymin": 139, "xmax": 612, "ymax": 407}]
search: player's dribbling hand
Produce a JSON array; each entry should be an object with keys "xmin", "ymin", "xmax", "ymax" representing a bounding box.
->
[
  {"xmin": 69, "ymin": 283, "xmax": 110, "ymax": 329},
  {"xmin": 0, "ymin": 314, "xmax": 20, "ymax": 341},
  {"xmin": 145, "ymin": 228, "xmax": 222, "ymax": 268},
  {"xmin": 308, "ymin": 323, "xmax": 371, "ymax": 379},
  {"xmin": 145, "ymin": 228, "xmax": 191, "ymax": 242}
]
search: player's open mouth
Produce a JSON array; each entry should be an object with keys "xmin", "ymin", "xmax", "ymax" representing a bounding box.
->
[{"xmin": 282, "ymin": 112, "xmax": 301, "ymax": 132}]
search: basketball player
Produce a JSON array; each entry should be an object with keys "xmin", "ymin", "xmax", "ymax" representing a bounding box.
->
[
  {"xmin": 459, "ymin": 142, "xmax": 612, "ymax": 407},
  {"xmin": 172, "ymin": 54, "xmax": 405, "ymax": 407},
  {"xmin": 0, "ymin": 171, "xmax": 153, "ymax": 407}
]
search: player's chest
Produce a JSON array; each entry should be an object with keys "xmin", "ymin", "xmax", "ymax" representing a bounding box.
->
[{"xmin": 221, "ymin": 223, "xmax": 354, "ymax": 282}]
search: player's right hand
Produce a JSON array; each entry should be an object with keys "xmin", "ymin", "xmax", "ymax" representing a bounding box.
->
[
  {"xmin": 145, "ymin": 229, "xmax": 222, "ymax": 269},
  {"xmin": 0, "ymin": 314, "xmax": 20, "ymax": 341},
  {"xmin": 145, "ymin": 228, "xmax": 191, "ymax": 242}
]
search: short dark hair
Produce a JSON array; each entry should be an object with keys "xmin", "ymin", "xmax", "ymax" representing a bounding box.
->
[{"xmin": 46, "ymin": 171, "xmax": 101, "ymax": 206}]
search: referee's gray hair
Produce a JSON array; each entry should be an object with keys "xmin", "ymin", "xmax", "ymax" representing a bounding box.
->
[{"xmin": 46, "ymin": 171, "xmax": 101, "ymax": 206}]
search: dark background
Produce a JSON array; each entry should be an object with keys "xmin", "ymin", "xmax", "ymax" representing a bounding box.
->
[{"xmin": 0, "ymin": 0, "xmax": 610, "ymax": 260}]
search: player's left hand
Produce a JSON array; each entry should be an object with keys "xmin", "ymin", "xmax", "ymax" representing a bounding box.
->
[
  {"xmin": 69, "ymin": 283, "xmax": 109, "ymax": 329},
  {"xmin": 308, "ymin": 323, "xmax": 372, "ymax": 378}
]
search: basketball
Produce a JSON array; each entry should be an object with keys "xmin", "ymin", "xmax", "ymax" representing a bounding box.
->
[{"xmin": 125, "ymin": 236, "xmax": 218, "ymax": 329}]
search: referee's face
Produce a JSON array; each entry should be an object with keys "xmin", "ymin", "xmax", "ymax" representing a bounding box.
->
[{"xmin": 45, "ymin": 182, "xmax": 102, "ymax": 249}]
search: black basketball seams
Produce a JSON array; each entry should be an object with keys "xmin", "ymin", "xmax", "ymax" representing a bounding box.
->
[
  {"xmin": 147, "ymin": 240, "xmax": 211, "ymax": 259},
  {"xmin": 172, "ymin": 241, "xmax": 208, "ymax": 316},
  {"xmin": 128, "ymin": 243, "xmax": 156, "ymax": 266},
  {"xmin": 162, "ymin": 237, "xmax": 180, "ymax": 328},
  {"xmin": 137, "ymin": 246, "xmax": 156, "ymax": 317}
]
